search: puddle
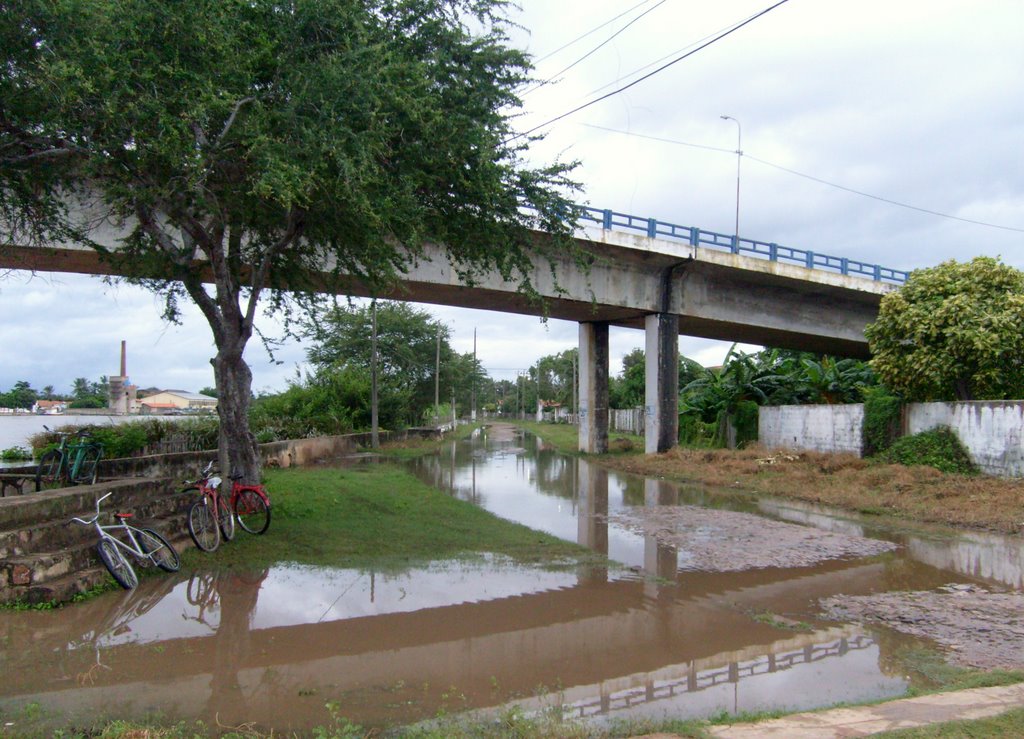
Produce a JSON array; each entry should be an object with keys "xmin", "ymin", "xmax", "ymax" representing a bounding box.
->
[{"xmin": 2, "ymin": 423, "xmax": 1023, "ymax": 733}]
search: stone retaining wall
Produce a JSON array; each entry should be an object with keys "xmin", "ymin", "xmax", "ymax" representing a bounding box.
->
[{"xmin": 0, "ymin": 429, "xmax": 440, "ymax": 604}]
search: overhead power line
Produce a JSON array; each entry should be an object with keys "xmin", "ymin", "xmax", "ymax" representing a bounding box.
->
[
  {"xmin": 580, "ymin": 123, "xmax": 1024, "ymax": 234},
  {"xmin": 507, "ymin": 0, "xmax": 791, "ymax": 143},
  {"xmin": 522, "ymin": 0, "xmax": 671, "ymax": 97},
  {"xmin": 531, "ymin": 0, "xmax": 658, "ymax": 65}
]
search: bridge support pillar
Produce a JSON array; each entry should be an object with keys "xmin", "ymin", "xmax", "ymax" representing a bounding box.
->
[
  {"xmin": 578, "ymin": 321, "xmax": 609, "ymax": 453},
  {"xmin": 644, "ymin": 313, "xmax": 679, "ymax": 454}
]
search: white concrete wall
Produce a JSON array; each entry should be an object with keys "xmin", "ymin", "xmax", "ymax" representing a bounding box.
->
[
  {"xmin": 906, "ymin": 401, "xmax": 1024, "ymax": 477},
  {"xmin": 759, "ymin": 404, "xmax": 865, "ymax": 456},
  {"xmin": 759, "ymin": 400, "xmax": 1024, "ymax": 477}
]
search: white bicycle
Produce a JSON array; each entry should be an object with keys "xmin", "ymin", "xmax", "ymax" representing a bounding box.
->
[{"xmin": 69, "ymin": 492, "xmax": 180, "ymax": 589}]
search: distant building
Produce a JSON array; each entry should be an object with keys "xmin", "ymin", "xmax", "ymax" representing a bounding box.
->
[
  {"xmin": 32, "ymin": 400, "xmax": 68, "ymax": 415},
  {"xmin": 139, "ymin": 390, "xmax": 217, "ymax": 414}
]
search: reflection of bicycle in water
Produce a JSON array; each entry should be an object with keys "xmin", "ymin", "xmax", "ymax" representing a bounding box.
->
[{"xmin": 61, "ymin": 576, "xmax": 179, "ymax": 686}]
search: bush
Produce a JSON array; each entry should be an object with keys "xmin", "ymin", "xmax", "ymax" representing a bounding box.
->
[
  {"xmin": 863, "ymin": 385, "xmax": 902, "ymax": 455},
  {"xmin": 732, "ymin": 400, "xmax": 760, "ymax": 447},
  {"xmin": 678, "ymin": 412, "xmax": 717, "ymax": 447},
  {"xmin": 1, "ymin": 446, "xmax": 32, "ymax": 461},
  {"xmin": 878, "ymin": 427, "xmax": 976, "ymax": 474}
]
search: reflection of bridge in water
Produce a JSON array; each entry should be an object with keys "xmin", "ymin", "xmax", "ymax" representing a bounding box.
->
[{"xmin": 559, "ymin": 631, "xmax": 875, "ymax": 721}]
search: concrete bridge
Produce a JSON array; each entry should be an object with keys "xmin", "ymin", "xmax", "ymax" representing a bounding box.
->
[{"xmin": 0, "ymin": 205, "xmax": 903, "ymax": 454}]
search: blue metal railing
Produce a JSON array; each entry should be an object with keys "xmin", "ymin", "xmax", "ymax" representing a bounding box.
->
[{"xmin": 577, "ymin": 205, "xmax": 909, "ymax": 284}]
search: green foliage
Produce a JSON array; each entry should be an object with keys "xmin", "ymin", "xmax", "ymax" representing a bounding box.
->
[
  {"xmin": 85, "ymin": 423, "xmax": 149, "ymax": 459},
  {"xmin": 30, "ymin": 417, "xmax": 220, "ymax": 458},
  {"xmin": 866, "ymin": 256, "xmax": 1024, "ymax": 401},
  {"xmin": 678, "ymin": 413, "xmax": 717, "ymax": 447},
  {"xmin": 0, "ymin": 380, "xmax": 38, "ymax": 409},
  {"xmin": 863, "ymin": 385, "xmax": 903, "ymax": 455},
  {"xmin": 879, "ymin": 427, "xmax": 977, "ymax": 474},
  {"xmin": 0, "ymin": 445, "xmax": 32, "ymax": 461},
  {"xmin": 732, "ymin": 399, "xmax": 760, "ymax": 447},
  {"xmin": 251, "ymin": 368, "xmax": 365, "ymax": 438}
]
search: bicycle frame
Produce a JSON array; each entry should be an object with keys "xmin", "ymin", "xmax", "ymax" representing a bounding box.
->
[
  {"xmin": 71, "ymin": 493, "xmax": 160, "ymax": 565},
  {"xmin": 38, "ymin": 426, "xmax": 103, "ymax": 487}
]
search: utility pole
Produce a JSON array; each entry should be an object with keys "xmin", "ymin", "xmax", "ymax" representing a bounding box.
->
[
  {"xmin": 720, "ymin": 114, "xmax": 742, "ymax": 246},
  {"xmin": 370, "ymin": 300, "xmax": 379, "ymax": 449},
  {"xmin": 572, "ymin": 353, "xmax": 577, "ymax": 422},
  {"xmin": 471, "ymin": 327, "xmax": 477, "ymax": 422},
  {"xmin": 434, "ymin": 327, "xmax": 440, "ymax": 427}
]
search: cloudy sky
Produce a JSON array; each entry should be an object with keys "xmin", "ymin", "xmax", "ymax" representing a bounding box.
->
[{"xmin": 1, "ymin": 0, "xmax": 1021, "ymax": 397}]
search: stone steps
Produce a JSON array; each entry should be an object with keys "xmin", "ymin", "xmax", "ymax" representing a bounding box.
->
[{"xmin": 0, "ymin": 478, "xmax": 195, "ymax": 604}]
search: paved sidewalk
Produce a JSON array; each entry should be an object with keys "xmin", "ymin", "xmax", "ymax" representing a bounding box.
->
[{"xmin": 634, "ymin": 683, "xmax": 1024, "ymax": 738}]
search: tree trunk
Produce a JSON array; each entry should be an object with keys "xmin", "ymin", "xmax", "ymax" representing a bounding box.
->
[{"xmin": 213, "ymin": 343, "xmax": 260, "ymax": 484}]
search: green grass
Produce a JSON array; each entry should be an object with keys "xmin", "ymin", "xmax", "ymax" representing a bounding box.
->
[
  {"xmin": 511, "ymin": 421, "xmax": 643, "ymax": 457},
  {"xmin": 873, "ymin": 706, "xmax": 1024, "ymax": 737},
  {"xmin": 179, "ymin": 463, "xmax": 604, "ymax": 573}
]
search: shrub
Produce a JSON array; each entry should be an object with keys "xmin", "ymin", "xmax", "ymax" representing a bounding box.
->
[
  {"xmin": 1, "ymin": 446, "xmax": 32, "ymax": 461},
  {"xmin": 678, "ymin": 412, "xmax": 717, "ymax": 447},
  {"xmin": 863, "ymin": 385, "xmax": 902, "ymax": 455},
  {"xmin": 878, "ymin": 427, "xmax": 976, "ymax": 474}
]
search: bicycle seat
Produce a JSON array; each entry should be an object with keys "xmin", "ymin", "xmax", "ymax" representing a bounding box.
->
[{"xmin": 114, "ymin": 512, "xmax": 133, "ymax": 520}]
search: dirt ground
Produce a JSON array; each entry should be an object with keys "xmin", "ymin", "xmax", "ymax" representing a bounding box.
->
[
  {"xmin": 818, "ymin": 585, "xmax": 1024, "ymax": 671},
  {"xmin": 611, "ymin": 503, "xmax": 1024, "ymax": 671},
  {"xmin": 607, "ymin": 504, "xmax": 896, "ymax": 571}
]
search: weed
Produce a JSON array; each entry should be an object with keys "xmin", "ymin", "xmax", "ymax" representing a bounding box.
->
[{"xmin": 878, "ymin": 427, "xmax": 976, "ymax": 475}]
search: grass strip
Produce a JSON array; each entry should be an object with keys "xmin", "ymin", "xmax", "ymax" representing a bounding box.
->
[{"xmin": 179, "ymin": 463, "xmax": 604, "ymax": 573}]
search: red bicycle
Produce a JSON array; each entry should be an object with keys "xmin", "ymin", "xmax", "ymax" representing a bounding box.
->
[
  {"xmin": 183, "ymin": 461, "xmax": 235, "ymax": 552},
  {"xmin": 227, "ymin": 471, "xmax": 272, "ymax": 535}
]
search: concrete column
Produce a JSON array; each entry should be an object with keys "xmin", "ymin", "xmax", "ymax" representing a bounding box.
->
[
  {"xmin": 578, "ymin": 321, "xmax": 609, "ymax": 453},
  {"xmin": 644, "ymin": 313, "xmax": 680, "ymax": 454}
]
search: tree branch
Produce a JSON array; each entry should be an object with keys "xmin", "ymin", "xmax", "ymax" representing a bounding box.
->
[{"xmin": 214, "ymin": 96, "xmax": 256, "ymax": 150}]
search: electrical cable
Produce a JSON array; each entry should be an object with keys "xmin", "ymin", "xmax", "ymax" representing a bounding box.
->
[
  {"xmin": 506, "ymin": 0, "xmax": 791, "ymax": 143},
  {"xmin": 521, "ymin": 0, "xmax": 671, "ymax": 97},
  {"xmin": 579, "ymin": 123, "xmax": 1024, "ymax": 233},
  {"xmin": 530, "ymin": 0, "xmax": 658, "ymax": 65}
]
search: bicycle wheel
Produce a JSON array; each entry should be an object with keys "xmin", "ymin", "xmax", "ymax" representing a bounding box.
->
[
  {"xmin": 97, "ymin": 538, "xmax": 138, "ymax": 589},
  {"xmin": 187, "ymin": 572, "xmax": 214, "ymax": 606},
  {"xmin": 234, "ymin": 488, "xmax": 271, "ymax": 535},
  {"xmin": 71, "ymin": 445, "xmax": 102, "ymax": 485},
  {"xmin": 187, "ymin": 497, "xmax": 220, "ymax": 552},
  {"xmin": 35, "ymin": 449, "xmax": 63, "ymax": 490},
  {"xmin": 216, "ymin": 493, "xmax": 235, "ymax": 542},
  {"xmin": 138, "ymin": 528, "xmax": 181, "ymax": 572}
]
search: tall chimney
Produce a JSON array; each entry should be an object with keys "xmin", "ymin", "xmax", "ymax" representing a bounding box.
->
[{"xmin": 120, "ymin": 340, "xmax": 127, "ymax": 377}]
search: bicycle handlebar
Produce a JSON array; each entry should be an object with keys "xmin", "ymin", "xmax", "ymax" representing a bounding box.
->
[{"xmin": 69, "ymin": 492, "xmax": 114, "ymax": 526}]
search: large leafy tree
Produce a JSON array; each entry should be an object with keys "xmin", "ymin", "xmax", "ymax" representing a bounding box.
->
[
  {"xmin": 865, "ymin": 257, "xmax": 1024, "ymax": 401},
  {"xmin": 0, "ymin": 0, "xmax": 580, "ymax": 479},
  {"xmin": 306, "ymin": 300, "xmax": 485, "ymax": 427}
]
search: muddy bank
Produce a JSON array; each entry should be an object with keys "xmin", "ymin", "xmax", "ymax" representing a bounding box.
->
[
  {"xmin": 599, "ymin": 445, "xmax": 1024, "ymax": 535},
  {"xmin": 607, "ymin": 505, "xmax": 896, "ymax": 571},
  {"xmin": 820, "ymin": 585, "xmax": 1024, "ymax": 670}
]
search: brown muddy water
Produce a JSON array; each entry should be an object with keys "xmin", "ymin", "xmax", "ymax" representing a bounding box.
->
[{"xmin": 2, "ymin": 426, "xmax": 1023, "ymax": 735}]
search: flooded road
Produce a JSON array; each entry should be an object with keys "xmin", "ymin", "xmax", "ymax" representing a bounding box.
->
[{"xmin": 2, "ymin": 425, "xmax": 1023, "ymax": 734}]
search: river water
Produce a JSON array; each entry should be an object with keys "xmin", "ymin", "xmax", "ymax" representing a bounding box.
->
[
  {"xmin": 2, "ymin": 425, "xmax": 1021, "ymax": 734},
  {"xmin": 0, "ymin": 414, "xmax": 141, "ymax": 468}
]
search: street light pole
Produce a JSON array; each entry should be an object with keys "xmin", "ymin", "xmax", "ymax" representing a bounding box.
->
[{"xmin": 720, "ymin": 115, "xmax": 742, "ymax": 246}]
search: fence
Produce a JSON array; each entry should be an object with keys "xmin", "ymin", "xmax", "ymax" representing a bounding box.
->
[{"xmin": 577, "ymin": 205, "xmax": 909, "ymax": 284}]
